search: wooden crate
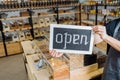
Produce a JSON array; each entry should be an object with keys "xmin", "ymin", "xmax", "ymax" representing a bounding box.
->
[
  {"xmin": 70, "ymin": 63, "xmax": 98, "ymax": 80},
  {"xmin": 53, "ymin": 65, "xmax": 70, "ymax": 80},
  {"xmin": 69, "ymin": 54, "xmax": 84, "ymax": 70},
  {"xmin": 48, "ymin": 58, "xmax": 70, "ymax": 80},
  {"xmin": 69, "ymin": 54, "xmax": 97, "ymax": 70},
  {"xmin": 6, "ymin": 42, "xmax": 23, "ymax": 55},
  {"xmin": 70, "ymin": 68, "xmax": 103, "ymax": 80},
  {"xmin": 0, "ymin": 43, "xmax": 5, "ymax": 57}
]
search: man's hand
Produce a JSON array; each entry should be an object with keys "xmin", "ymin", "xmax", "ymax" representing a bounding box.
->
[
  {"xmin": 93, "ymin": 25, "xmax": 120, "ymax": 52},
  {"xmin": 93, "ymin": 25, "xmax": 108, "ymax": 40},
  {"xmin": 49, "ymin": 50, "xmax": 63, "ymax": 57}
]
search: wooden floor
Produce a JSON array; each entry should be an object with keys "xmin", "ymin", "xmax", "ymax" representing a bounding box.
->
[{"xmin": 0, "ymin": 54, "xmax": 27, "ymax": 80}]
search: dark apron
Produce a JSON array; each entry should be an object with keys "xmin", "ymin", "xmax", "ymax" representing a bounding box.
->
[{"xmin": 102, "ymin": 22, "xmax": 120, "ymax": 80}]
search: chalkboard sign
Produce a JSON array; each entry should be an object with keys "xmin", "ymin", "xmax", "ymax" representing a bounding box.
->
[{"xmin": 49, "ymin": 24, "xmax": 94, "ymax": 54}]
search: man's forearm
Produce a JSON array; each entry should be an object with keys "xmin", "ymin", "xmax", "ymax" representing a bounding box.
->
[{"xmin": 103, "ymin": 35, "xmax": 120, "ymax": 52}]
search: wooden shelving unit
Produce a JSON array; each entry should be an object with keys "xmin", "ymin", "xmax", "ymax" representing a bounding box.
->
[
  {"xmin": 80, "ymin": 1, "xmax": 120, "ymax": 51},
  {"xmin": 0, "ymin": 16, "xmax": 30, "ymax": 20},
  {"xmin": 81, "ymin": 2, "xmax": 120, "ymax": 26},
  {"xmin": 0, "ymin": 0, "xmax": 80, "ymax": 57}
]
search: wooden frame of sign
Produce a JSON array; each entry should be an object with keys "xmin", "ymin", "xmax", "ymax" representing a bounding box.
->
[{"xmin": 49, "ymin": 24, "xmax": 94, "ymax": 54}]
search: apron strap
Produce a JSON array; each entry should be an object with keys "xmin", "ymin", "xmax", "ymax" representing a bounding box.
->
[{"xmin": 113, "ymin": 22, "xmax": 120, "ymax": 37}]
